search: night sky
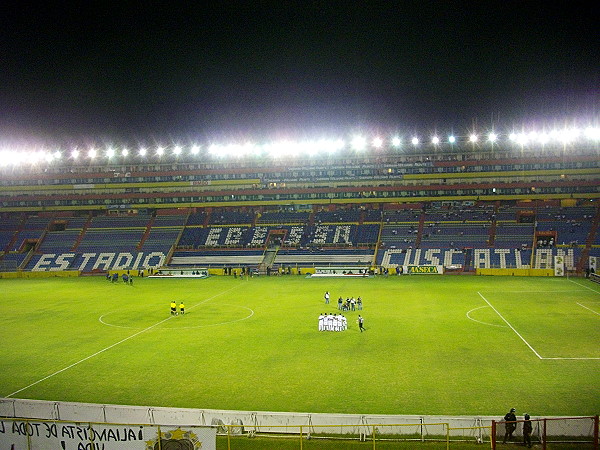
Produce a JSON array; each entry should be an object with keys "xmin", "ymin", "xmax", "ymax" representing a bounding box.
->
[{"xmin": 0, "ymin": 2, "xmax": 597, "ymax": 145}]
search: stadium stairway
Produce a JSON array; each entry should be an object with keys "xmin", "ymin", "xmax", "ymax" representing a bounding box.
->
[
  {"xmin": 137, "ymin": 213, "xmax": 156, "ymax": 250},
  {"xmin": 71, "ymin": 214, "xmax": 92, "ymax": 251}
]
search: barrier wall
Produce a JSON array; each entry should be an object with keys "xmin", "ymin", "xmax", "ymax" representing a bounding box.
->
[{"xmin": 0, "ymin": 398, "xmax": 593, "ymax": 439}]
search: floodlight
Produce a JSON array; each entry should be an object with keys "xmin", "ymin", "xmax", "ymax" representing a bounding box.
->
[
  {"xmin": 584, "ymin": 127, "xmax": 600, "ymax": 140},
  {"xmin": 537, "ymin": 133, "xmax": 549, "ymax": 145},
  {"xmin": 156, "ymin": 146, "xmax": 165, "ymax": 156},
  {"xmin": 391, "ymin": 136, "xmax": 401, "ymax": 147},
  {"xmin": 191, "ymin": 144, "xmax": 200, "ymax": 155},
  {"xmin": 321, "ymin": 139, "xmax": 344, "ymax": 152},
  {"xmin": 173, "ymin": 145, "xmax": 182, "ymax": 155},
  {"xmin": 411, "ymin": 137, "xmax": 419, "ymax": 146},
  {"xmin": 139, "ymin": 147, "xmax": 147, "ymax": 156},
  {"xmin": 88, "ymin": 149, "xmax": 97, "ymax": 159},
  {"xmin": 558, "ymin": 128, "xmax": 579, "ymax": 143},
  {"xmin": 509, "ymin": 132, "xmax": 518, "ymax": 142},
  {"xmin": 45, "ymin": 152, "xmax": 54, "ymax": 163},
  {"xmin": 488, "ymin": 132, "xmax": 497, "ymax": 143},
  {"xmin": 121, "ymin": 148, "xmax": 129, "ymax": 157},
  {"xmin": 71, "ymin": 150, "xmax": 80, "ymax": 159},
  {"xmin": 351, "ymin": 136, "xmax": 367, "ymax": 151},
  {"xmin": 372, "ymin": 137, "xmax": 383, "ymax": 148},
  {"xmin": 53, "ymin": 151, "xmax": 61, "ymax": 160},
  {"xmin": 448, "ymin": 135, "xmax": 456, "ymax": 144},
  {"xmin": 516, "ymin": 133, "xmax": 528, "ymax": 145},
  {"xmin": 469, "ymin": 134, "xmax": 478, "ymax": 143},
  {"xmin": 106, "ymin": 148, "xmax": 115, "ymax": 158},
  {"xmin": 431, "ymin": 136, "xmax": 440, "ymax": 145}
]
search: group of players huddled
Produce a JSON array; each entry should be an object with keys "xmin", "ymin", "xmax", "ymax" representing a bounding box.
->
[
  {"xmin": 320, "ymin": 291, "xmax": 365, "ymax": 332},
  {"xmin": 318, "ymin": 313, "xmax": 347, "ymax": 332}
]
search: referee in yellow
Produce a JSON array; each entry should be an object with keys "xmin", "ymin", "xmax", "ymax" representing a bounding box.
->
[
  {"xmin": 179, "ymin": 301, "xmax": 185, "ymax": 315},
  {"xmin": 170, "ymin": 300, "xmax": 177, "ymax": 316}
]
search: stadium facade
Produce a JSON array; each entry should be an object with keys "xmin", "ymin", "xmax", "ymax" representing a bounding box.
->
[{"xmin": 0, "ymin": 131, "xmax": 598, "ymax": 275}]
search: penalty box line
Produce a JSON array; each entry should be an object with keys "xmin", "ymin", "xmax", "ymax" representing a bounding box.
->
[
  {"xmin": 5, "ymin": 284, "xmax": 244, "ymax": 398},
  {"xmin": 478, "ymin": 292, "xmax": 600, "ymax": 361},
  {"xmin": 477, "ymin": 292, "xmax": 543, "ymax": 360}
]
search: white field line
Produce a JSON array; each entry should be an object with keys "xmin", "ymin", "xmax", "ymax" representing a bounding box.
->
[
  {"xmin": 477, "ymin": 292, "xmax": 543, "ymax": 359},
  {"xmin": 576, "ymin": 302, "xmax": 600, "ymax": 316},
  {"xmin": 6, "ymin": 284, "xmax": 243, "ymax": 398},
  {"xmin": 568, "ymin": 279, "xmax": 600, "ymax": 294},
  {"xmin": 466, "ymin": 305, "xmax": 508, "ymax": 328}
]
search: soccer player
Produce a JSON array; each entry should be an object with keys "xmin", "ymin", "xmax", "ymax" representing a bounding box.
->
[
  {"xmin": 357, "ymin": 315, "xmax": 365, "ymax": 332},
  {"xmin": 318, "ymin": 313, "xmax": 325, "ymax": 331},
  {"xmin": 179, "ymin": 301, "xmax": 185, "ymax": 315},
  {"xmin": 170, "ymin": 301, "xmax": 177, "ymax": 316},
  {"xmin": 324, "ymin": 291, "xmax": 330, "ymax": 304},
  {"xmin": 337, "ymin": 314, "xmax": 344, "ymax": 331},
  {"xmin": 327, "ymin": 313, "xmax": 334, "ymax": 331}
]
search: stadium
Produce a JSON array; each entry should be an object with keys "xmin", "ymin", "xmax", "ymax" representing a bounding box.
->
[{"xmin": 0, "ymin": 126, "xmax": 599, "ymax": 448}]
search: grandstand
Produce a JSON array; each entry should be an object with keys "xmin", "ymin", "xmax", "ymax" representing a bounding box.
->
[{"xmin": 0, "ymin": 128, "xmax": 598, "ymax": 274}]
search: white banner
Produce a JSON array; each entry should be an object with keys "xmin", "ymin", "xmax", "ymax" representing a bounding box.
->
[
  {"xmin": 0, "ymin": 420, "xmax": 216, "ymax": 450},
  {"xmin": 554, "ymin": 255, "xmax": 564, "ymax": 277},
  {"xmin": 589, "ymin": 256, "xmax": 597, "ymax": 272}
]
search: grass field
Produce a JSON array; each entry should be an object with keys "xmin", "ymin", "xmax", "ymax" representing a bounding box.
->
[{"xmin": 0, "ymin": 274, "xmax": 598, "ymax": 417}]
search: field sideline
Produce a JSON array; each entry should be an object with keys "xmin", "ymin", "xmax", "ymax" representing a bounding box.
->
[{"xmin": 0, "ymin": 275, "xmax": 598, "ymax": 417}]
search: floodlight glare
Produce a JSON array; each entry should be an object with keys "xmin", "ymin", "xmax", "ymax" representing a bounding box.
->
[
  {"xmin": 431, "ymin": 136, "xmax": 440, "ymax": 145},
  {"xmin": 71, "ymin": 150, "xmax": 80, "ymax": 159},
  {"xmin": 448, "ymin": 135, "xmax": 456, "ymax": 144},
  {"xmin": 122, "ymin": 148, "xmax": 129, "ymax": 157},
  {"xmin": 391, "ymin": 136, "xmax": 401, "ymax": 147},
  {"xmin": 584, "ymin": 127, "xmax": 600, "ymax": 141},
  {"xmin": 488, "ymin": 132, "xmax": 497, "ymax": 142},
  {"xmin": 509, "ymin": 132, "xmax": 518, "ymax": 142},
  {"xmin": 191, "ymin": 144, "xmax": 200, "ymax": 155},
  {"xmin": 106, "ymin": 148, "xmax": 115, "ymax": 158},
  {"xmin": 517, "ymin": 133, "xmax": 528, "ymax": 145},
  {"xmin": 469, "ymin": 134, "xmax": 478, "ymax": 143},
  {"xmin": 88, "ymin": 149, "xmax": 97, "ymax": 159},
  {"xmin": 53, "ymin": 151, "xmax": 61, "ymax": 159},
  {"xmin": 156, "ymin": 146, "xmax": 165, "ymax": 156},
  {"xmin": 173, "ymin": 145, "xmax": 182, "ymax": 155},
  {"xmin": 139, "ymin": 147, "xmax": 147, "ymax": 156},
  {"xmin": 372, "ymin": 137, "xmax": 383, "ymax": 148},
  {"xmin": 411, "ymin": 137, "xmax": 419, "ymax": 146},
  {"xmin": 351, "ymin": 136, "xmax": 367, "ymax": 151}
]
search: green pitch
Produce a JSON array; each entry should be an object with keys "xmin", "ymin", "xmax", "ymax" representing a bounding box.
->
[{"xmin": 0, "ymin": 275, "xmax": 598, "ymax": 416}]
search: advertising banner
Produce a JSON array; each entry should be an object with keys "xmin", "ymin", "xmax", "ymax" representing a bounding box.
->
[
  {"xmin": 402, "ymin": 265, "xmax": 444, "ymax": 274},
  {"xmin": 0, "ymin": 420, "xmax": 216, "ymax": 450}
]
